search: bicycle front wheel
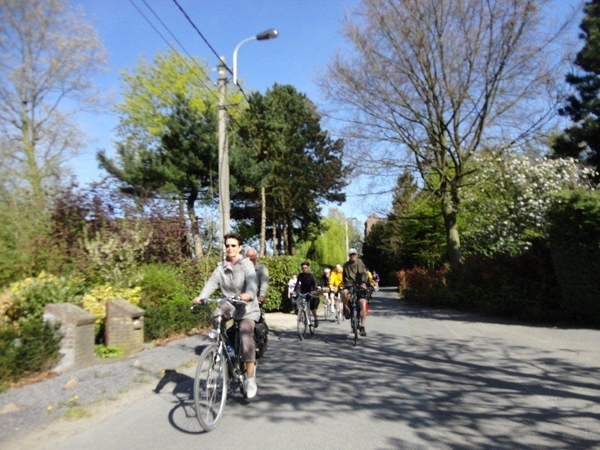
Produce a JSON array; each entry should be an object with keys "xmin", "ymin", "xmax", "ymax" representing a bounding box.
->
[
  {"xmin": 297, "ymin": 310, "xmax": 307, "ymax": 340},
  {"xmin": 194, "ymin": 344, "xmax": 228, "ymax": 432},
  {"xmin": 351, "ymin": 308, "xmax": 359, "ymax": 346}
]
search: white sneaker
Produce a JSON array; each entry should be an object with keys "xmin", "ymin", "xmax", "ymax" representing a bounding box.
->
[{"xmin": 246, "ymin": 377, "xmax": 257, "ymax": 399}]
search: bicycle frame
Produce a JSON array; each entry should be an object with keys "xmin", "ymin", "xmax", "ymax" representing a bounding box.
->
[
  {"xmin": 346, "ymin": 286, "xmax": 361, "ymax": 346},
  {"xmin": 295, "ymin": 291, "xmax": 314, "ymax": 340},
  {"xmin": 192, "ymin": 297, "xmax": 248, "ymax": 432}
]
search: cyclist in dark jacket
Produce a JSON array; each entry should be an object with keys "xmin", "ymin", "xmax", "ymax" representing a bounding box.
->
[{"xmin": 294, "ymin": 261, "xmax": 320, "ymax": 328}]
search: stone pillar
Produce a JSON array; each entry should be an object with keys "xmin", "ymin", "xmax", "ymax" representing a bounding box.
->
[
  {"xmin": 43, "ymin": 303, "xmax": 97, "ymax": 372},
  {"xmin": 105, "ymin": 299, "xmax": 145, "ymax": 355}
]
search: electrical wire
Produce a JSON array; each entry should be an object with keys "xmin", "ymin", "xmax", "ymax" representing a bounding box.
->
[
  {"xmin": 170, "ymin": 0, "xmax": 233, "ymax": 77},
  {"xmin": 126, "ymin": 0, "xmax": 220, "ymax": 102},
  {"xmin": 168, "ymin": 0, "xmax": 256, "ymax": 104}
]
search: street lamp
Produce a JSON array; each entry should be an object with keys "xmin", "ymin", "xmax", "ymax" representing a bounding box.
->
[
  {"xmin": 345, "ymin": 217, "xmax": 357, "ymax": 254},
  {"xmin": 233, "ymin": 28, "xmax": 279, "ymax": 86},
  {"xmin": 217, "ymin": 28, "xmax": 278, "ymax": 246}
]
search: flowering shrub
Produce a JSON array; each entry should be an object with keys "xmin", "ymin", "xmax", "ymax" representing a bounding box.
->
[
  {"xmin": 81, "ymin": 221, "xmax": 152, "ymax": 285},
  {"xmin": 81, "ymin": 285, "xmax": 142, "ymax": 340},
  {"xmin": 2, "ymin": 272, "xmax": 86, "ymax": 326},
  {"xmin": 461, "ymin": 151, "xmax": 598, "ymax": 256}
]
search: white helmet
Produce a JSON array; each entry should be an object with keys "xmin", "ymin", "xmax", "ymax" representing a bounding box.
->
[{"xmin": 324, "ymin": 268, "xmax": 331, "ymax": 274}]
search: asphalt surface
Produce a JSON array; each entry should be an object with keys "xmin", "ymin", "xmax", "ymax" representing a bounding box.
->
[
  {"xmin": 2, "ymin": 289, "xmax": 599, "ymax": 450},
  {"xmin": 0, "ymin": 309, "xmax": 298, "ymax": 446}
]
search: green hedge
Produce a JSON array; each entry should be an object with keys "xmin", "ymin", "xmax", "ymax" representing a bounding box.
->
[
  {"xmin": 400, "ymin": 240, "xmax": 564, "ymax": 324},
  {"xmin": 0, "ymin": 318, "xmax": 62, "ymax": 392},
  {"xmin": 548, "ymin": 190, "xmax": 600, "ymax": 326},
  {"xmin": 139, "ymin": 260, "xmax": 216, "ymax": 340},
  {"xmin": 260, "ymin": 255, "xmax": 308, "ymax": 312}
]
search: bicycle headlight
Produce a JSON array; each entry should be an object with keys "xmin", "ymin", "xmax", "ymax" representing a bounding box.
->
[{"xmin": 208, "ymin": 329, "xmax": 219, "ymax": 340}]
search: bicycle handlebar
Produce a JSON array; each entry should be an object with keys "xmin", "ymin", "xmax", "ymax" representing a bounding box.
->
[{"xmin": 191, "ymin": 296, "xmax": 245, "ymax": 309}]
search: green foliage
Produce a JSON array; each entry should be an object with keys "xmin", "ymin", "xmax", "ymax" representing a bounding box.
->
[
  {"xmin": 260, "ymin": 255, "xmax": 307, "ymax": 312},
  {"xmin": 308, "ymin": 210, "xmax": 360, "ymax": 267},
  {"xmin": 0, "ymin": 318, "xmax": 62, "ymax": 392},
  {"xmin": 232, "ymin": 84, "xmax": 349, "ymax": 254},
  {"xmin": 81, "ymin": 284, "xmax": 142, "ymax": 342},
  {"xmin": 400, "ymin": 241, "xmax": 564, "ymax": 324},
  {"xmin": 460, "ymin": 151, "xmax": 596, "ymax": 257},
  {"xmin": 139, "ymin": 261, "xmax": 217, "ymax": 340},
  {"xmin": 363, "ymin": 174, "xmax": 446, "ymax": 277},
  {"xmin": 547, "ymin": 190, "xmax": 600, "ymax": 325},
  {"xmin": 0, "ymin": 197, "xmax": 57, "ymax": 287},
  {"xmin": 81, "ymin": 221, "xmax": 152, "ymax": 285},
  {"xmin": 397, "ymin": 267, "xmax": 448, "ymax": 305},
  {"xmin": 94, "ymin": 345, "xmax": 124, "ymax": 358},
  {"xmin": 3, "ymin": 272, "xmax": 86, "ymax": 325},
  {"xmin": 553, "ymin": 0, "xmax": 600, "ymax": 176},
  {"xmin": 98, "ymin": 50, "xmax": 229, "ymax": 259}
]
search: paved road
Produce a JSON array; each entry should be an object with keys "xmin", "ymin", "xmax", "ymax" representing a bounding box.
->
[{"xmin": 4, "ymin": 287, "xmax": 600, "ymax": 449}]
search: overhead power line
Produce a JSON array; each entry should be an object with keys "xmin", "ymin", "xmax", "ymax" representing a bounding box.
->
[{"xmin": 126, "ymin": 0, "xmax": 220, "ymax": 102}]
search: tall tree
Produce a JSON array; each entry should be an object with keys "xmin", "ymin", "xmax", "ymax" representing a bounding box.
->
[
  {"xmin": 98, "ymin": 50, "xmax": 231, "ymax": 258},
  {"xmin": 321, "ymin": 0, "xmax": 574, "ymax": 268},
  {"xmin": 233, "ymin": 84, "xmax": 349, "ymax": 255},
  {"xmin": 0, "ymin": 0, "xmax": 107, "ymax": 207},
  {"xmin": 553, "ymin": 0, "xmax": 600, "ymax": 176}
]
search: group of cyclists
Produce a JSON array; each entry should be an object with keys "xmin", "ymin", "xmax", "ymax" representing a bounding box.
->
[
  {"xmin": 192, "ymin": 232, "xmax": 377, "ymax": 401},
  {"xmin": 288, "ymin": 249, "xmax": 375, "ymax": 337}
]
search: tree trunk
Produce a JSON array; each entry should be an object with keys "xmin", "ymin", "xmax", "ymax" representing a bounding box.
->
[
  {"xmin": 186, "ymin": 192, "xmax": 203, "ymax": 259},
  {"xmin": 21, "ymin": 109, "xmax": 45, "ymax": 208},
  {"xmin": 260, "ymin": 185, "xmax": 266, "ymax": 256},
  {"xmin": 271, "ymin": 213, "xmax": 278, "ymax": 255},
  {"xmin": 441, "ymin": 188, "xmax": 461, "ymax": 268}
]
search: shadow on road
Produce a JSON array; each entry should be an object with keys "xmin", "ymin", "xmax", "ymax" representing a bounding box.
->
[{"xmin": 156, "ymin": 287, "xmax": 600, "ymax": 448}]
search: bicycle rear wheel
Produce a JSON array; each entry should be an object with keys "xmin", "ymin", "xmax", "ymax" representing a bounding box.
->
[
  {"xmin": 297, "ymin": 310, "xmax": 307, "ymax": 340},
  {"xmin": 194, "ymin": 344, "xmax": 228, "ymax": 432},
  {"xmin": 336, "ymin": 298, "xmax": 342, "ymax": 324}
]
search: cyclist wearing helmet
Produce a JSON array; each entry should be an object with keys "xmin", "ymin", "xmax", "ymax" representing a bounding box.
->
[{"xmin": 342, "ymin": 248, "xmax": 369, "ymax": 337}]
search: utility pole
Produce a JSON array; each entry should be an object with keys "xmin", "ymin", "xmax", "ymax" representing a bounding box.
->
[{"xmin": 217, "ymin": 57, "xmax": 230, "ymax": 247}]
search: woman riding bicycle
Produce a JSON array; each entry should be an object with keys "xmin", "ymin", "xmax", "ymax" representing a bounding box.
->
[
  {"xmin": 192, "ymin": 232, "xmax": 259, "ymax": 399},
  {"xmin": 329, "ymin": 264, "xmax": 343, "ymax": 297}
]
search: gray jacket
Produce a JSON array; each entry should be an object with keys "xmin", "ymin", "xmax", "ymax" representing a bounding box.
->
[
  {"xmin": 198, "ymin": 255, "xmax": 260, "ymax": 321},
  {"xmin": 254, "ymin": 261, "xmax": 270, "ymax": 298}
]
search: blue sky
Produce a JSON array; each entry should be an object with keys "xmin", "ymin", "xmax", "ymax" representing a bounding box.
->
[
  {"xmin": 69, "ymin": 0, "xmax": 372, "ymax": 222},
  {"xmin": 69, "ymin": 0, "xmax": 583, "ymax": 227}
]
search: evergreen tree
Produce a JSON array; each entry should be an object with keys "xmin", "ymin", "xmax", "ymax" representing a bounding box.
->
[
  {"xmin": 233, "ymin": 84, "xmax": 349, "ymax": 254},
  {"xmin": 97, "ymin": 51, "xmax": 226, "ymax": 258},
  {"xmin": 553, "ymin": 0, "xmax": 600, "ymax": 175}
]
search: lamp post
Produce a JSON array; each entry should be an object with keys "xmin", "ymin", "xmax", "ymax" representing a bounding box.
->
[
  {"xmin": 217, "ymin": 28, "xmax": 278, "ymax": 247},
  {"xmin": 345, "ymin": 217, "xmax": 357, "ymax": 254}
]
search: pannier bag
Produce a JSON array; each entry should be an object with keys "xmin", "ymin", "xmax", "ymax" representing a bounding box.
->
[{"xmin": 254, "ymin": 309, "xmax": 269, "ymax": 359}]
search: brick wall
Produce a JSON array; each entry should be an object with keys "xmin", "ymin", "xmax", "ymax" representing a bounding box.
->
[
  {"xmin": 105, "ymin": 299, "xmax": 145, "ymax": 355},
  {"xmin": 43, "ymin": 303, "xmax": 96, "ymax": 372}
]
